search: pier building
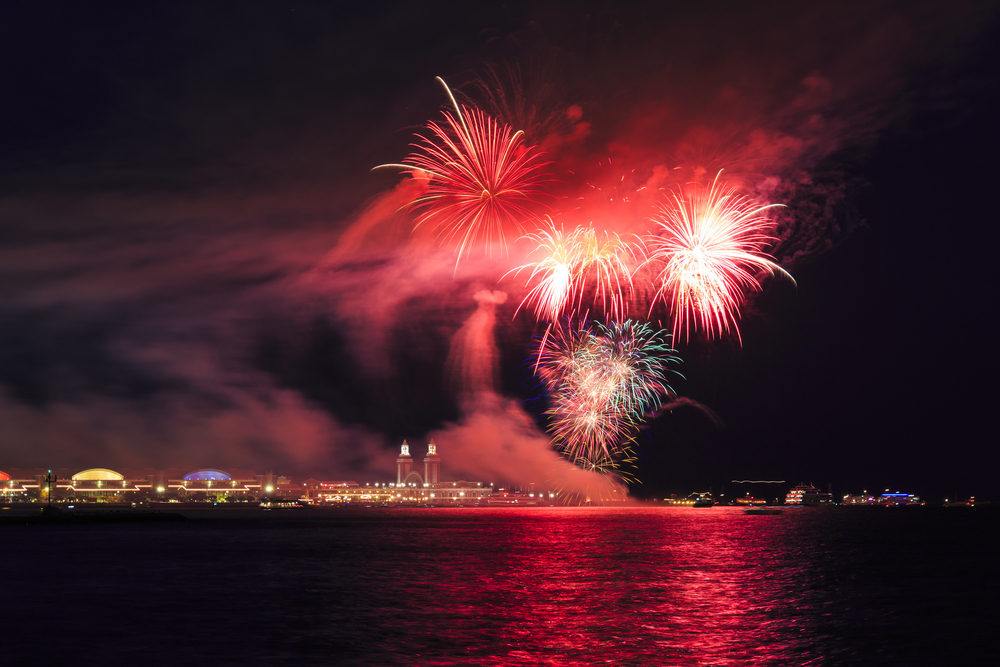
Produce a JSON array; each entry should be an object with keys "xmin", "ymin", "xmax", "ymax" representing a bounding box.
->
[
  {"xmin": 305, "ymin": 441, "xmax": 491, "ymax": 505},
  {"xmin": 0, "ymin": 467, "xmax": 270, "ymax": 502},
  {"xmin": 1, "ymin": 441, "xmax": 494, "ymax": 506}
]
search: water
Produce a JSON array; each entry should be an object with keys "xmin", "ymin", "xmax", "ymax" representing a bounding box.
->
[{"xmin": 3, "ymin": 506, "xmax": 994, "ymax": 665}]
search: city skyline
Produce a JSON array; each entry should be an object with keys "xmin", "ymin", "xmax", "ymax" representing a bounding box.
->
[{"xmin": 0, "ymin": 438, "xmax": 968, "ymax": 504}]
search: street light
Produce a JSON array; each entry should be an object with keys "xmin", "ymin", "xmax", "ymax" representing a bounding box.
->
[{"xmin": 44, "ymin": 470, "xmax": 57, "ymax": 510}]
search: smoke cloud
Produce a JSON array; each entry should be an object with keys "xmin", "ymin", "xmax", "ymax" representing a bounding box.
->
[
  {"xmin": 429, "ymin": 392, "xmax": 625, "ymax": 501},
  {"xmin": 446, "ymin": 289, "xmax": 508, "ymax": 394}
]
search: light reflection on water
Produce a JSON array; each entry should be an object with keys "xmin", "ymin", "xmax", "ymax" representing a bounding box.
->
[{"xmin": 3, "ymin": 505, "xmax": 993, "ymax": 665}]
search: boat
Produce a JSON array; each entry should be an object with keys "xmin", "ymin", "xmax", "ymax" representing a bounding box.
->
[
  {"xmin": 259, "ymin": 497, "xmax": 305, "ymax": 509},
  {"xmin": 744, "ymin": 507, "xmax": 783, "ymax": 515},
  {"xmin": 784, "ymin": 483, "xmax": 834, "ymax": 506},
  {"xmin": 735, "ymin": 494, "xmax": 767, "ymax": 507},
  {"xmin": 692, "ymin": 493, "xmax": 714, "ymax": 507}
]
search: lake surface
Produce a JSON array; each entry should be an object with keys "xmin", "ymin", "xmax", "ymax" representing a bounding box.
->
[{"xmin": 3, "ymin": 505, "xmax": 994, "ymax": 665}]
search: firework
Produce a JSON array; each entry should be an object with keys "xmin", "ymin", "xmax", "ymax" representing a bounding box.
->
[
  {"xmin": 470, "ymin": 62, "xmax": 575, "ymax": 145},
  {"xmin": 579, "ymin": 230, "xmax": 638, "ymax": 322},
  {"xmin": 535, "ymin": 319, "xmax": 681, "ymax": 467},
  {"xmin": 562, "ymin": 444, "xmax": 641, "ymax": 491},
  {"xmin": 510, "ymin": 221, "xmax": 636, "ymax": 323},
  {"xmin": 591, "ymin": 320, "xmax": 680, "ymax": 417},
  {"xmin": 375, "ymin": 77, "xmax": 549, "ymax": 262},
  {"xmin": 643, "ymin": 171, "xmax": 794, "ymax": 343}
]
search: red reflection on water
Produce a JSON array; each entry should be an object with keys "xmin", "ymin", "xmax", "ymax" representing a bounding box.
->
[{"xmin": 427, "ymin": 506, "xmax": 821, "ymax": 665}]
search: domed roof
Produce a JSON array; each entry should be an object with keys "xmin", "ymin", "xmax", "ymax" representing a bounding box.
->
[
  {"xmin": 0, "ymin": 470, "xmax": 10, "ymax": 481},
  {"xmin": 183, "ymin": 469, "xmax": 232, "ymax": 481},
  {"xmin": 72, "ymin": 468, "xmax": 125, "ymax": 481}
]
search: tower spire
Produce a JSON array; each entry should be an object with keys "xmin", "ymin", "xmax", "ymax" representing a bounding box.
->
[
  {"xmin": 397, "ymin": 440, "xmax": 413, "ymax": 485},
  {"xmin": 424, "ymin": 439, "xmax": 441, "ymax": 485}
]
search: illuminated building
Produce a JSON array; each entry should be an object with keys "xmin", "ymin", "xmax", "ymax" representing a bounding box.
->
[
  {"xmin": 841, "ymin": 491, "xmax": 924, "ymax": 506},
  {"xmin": 300, "ymin": 478, "xmax": 493, "ymax": 505},
  {"xmin": 841, "ymin": 493, "xmax": 877, "ymax": 505},
  {"xmin": 396, "ymin": 440, "xmax": 413, "ymax": 485},
  {"xmin": 877, "ymin": 492, "xmax": 923, "ymax": 505},
  {"xmin": 1, "ymin": 468, "xmax": 147, "ymax": 501},
  {"xmin": 173, "ymin": 469, "xmax": 269, "ymax": 500},
  {"xmin": 68, "ymin": 468, "xmax": 134, "ymax": 499},
  {"xmin": 0, "ymin": 468, "xmax": 270, "ymax": 503},
  {"xmin": 0, "ymin": 441, "xmax": 496, "ymax": 506},
  {"xmin": 424, "ymin": 439, "xmax": 441, "ymax": 485},
  {"xmin": 307, "ymin": 441, "xmax": 492, "ymax": 505},
  {"xmin": 0, "ymin": 469, "xmax": 18, "ymax": 500}
]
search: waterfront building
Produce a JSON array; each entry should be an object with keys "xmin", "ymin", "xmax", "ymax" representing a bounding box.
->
[
  {"xmin": 841, "ymin": 491, "xmax": 924, "ymax": 506},
  {"xmin": 311, "ymin": 442, "xmax": 492, "ymax": 505},
  {"xmin": 1, "ymin": 469, "xmax": 21, "ymax": 500},
  {"xmin": 1, "ymin": 441, "xmax": 494, "ymax": 506},
  {"xmin": 0, "ymin": 467, "xmax": 269, "ymax": 503},
  {"xmin": 396, "ymin": 441, "xmax": 413, "ymax": 485},
  {"xmin": 878, "ymin": 492, "xmax": 923, "ymax": 505},
  {"xmin": 1, "ymin": 468, "xmax": 147, "ymax": 502},
  {"xmin": 171, "ymin": 469, "xmax": 269, "ymax": 500},
  {"xmin": 424, "ymin": 440, "xmax": 441, "ymax": 485}
]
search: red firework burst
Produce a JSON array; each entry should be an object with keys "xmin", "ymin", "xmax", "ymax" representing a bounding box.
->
[
  {"xmin": 377, "ymin": 77, "xmax": 549, "ymax": 262},
  {"xmin": 643, "ymin": 171, "xmax": 794, "ymax": 343},
  {"xmin": 509, "ymin": 220, "xmax": 637, "ymax": 323}
]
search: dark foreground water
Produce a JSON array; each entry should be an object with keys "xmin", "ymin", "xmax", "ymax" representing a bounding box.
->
[{"xmin": 3, "ymin": 505, "xmax": 995, "ymax": 665}]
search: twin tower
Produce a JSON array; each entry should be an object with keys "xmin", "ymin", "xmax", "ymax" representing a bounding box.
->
[{"xmin": 396, "ymin": 439, "xmax": 441, "ymax": 486}]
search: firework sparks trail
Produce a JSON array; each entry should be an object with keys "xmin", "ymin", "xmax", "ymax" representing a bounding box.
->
[
  {"xmin": 535, "ymin": 320, "xmax": 681, "ymax": 467},
  {"xmin": 578, "ymin": 230, "xmax": 639, "ymax": 321},
  {"xmin": 552, "ymin": 444, "xmax": 641, "ymax": 505},
  {"xmin": 643, "ymin": 171, "xmax": 795, "ymax": 343},
  {"xmin": 509, "ymin": 220, "xmax": 637, "ymax": 324},
  {"xmin": 375, "ymin": 77, "xmax": 550, "ymax": 264},
  {"xmin": 511, "ymin": 222, "xmax": 581, "ymax": 323}
]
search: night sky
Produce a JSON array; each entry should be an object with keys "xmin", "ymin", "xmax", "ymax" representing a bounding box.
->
[{"xmin": 1, "ymin": 1, "xmax": 998, "ymax": 501}]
